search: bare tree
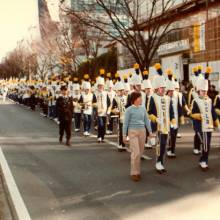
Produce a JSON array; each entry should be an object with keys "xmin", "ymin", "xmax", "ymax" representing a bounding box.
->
[
  {"xmin": 55, "ymin": 21, "xmax": 81, "ymax": 74},
  {"xmin": 60, "ymin": 0, "xmax": 188, "ymax": 69},
  {"xmin": 55, "ymin": 16, "xmax": 105, "ymax": 75},
  {"xmin": 70, "ymin": 19, "xmax": 105, "ymax": 59},
  {"xmin": 0, "ymin": 44, "xmax": 37, "ymax": 79}
]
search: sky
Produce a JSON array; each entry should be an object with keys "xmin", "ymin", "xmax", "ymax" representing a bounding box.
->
[{"xmin": 0, "ymin": 0, "xmax": 60, "ymax": 61}]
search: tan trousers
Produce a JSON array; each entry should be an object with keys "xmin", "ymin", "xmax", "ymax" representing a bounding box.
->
[{"xmin": 128, "ymin": 129, "xmax": 146, "ymax": 175}]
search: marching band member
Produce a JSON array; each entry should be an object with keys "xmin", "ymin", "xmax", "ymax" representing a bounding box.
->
[
  {"xmin": 148, "ymin": 63, "xmax": 175, "ymax": 173},
  {"xmin": 214, "ymin": 91, "xmax": 220, "ymax": 121},
  {"xmin": 29, "ymin": 85, "xmax": 36, "ymax": 111},
  {"xmin": 166, "ymin": 74, "xmax": 185, "ymax": 158},
  {"xmin": 79, "ymin": 76, "xmax": 94, "ymax": 136},
  {"xmin": 22, "ymin": 87, "xmax": 30, "ymax": 107},
  {"xmin": 53, "ymin": 80, "xmax": 61, "ymax": 123},
  {"xmin": 123, "ymin": 92, "xmax": 152, "ymax": 182},
  {"xmin": 174, "ymin": 79, "xmax": 190, "ymax": 115},
  {"xmin": 123, "ymin": 74, "xmax": 131, "ymax": 96},
  {"xmin": 106, "ymin": 79, "xmax": 116, "ymax": 135},
  {"xmin": 188, "ymin": 66, "xmax": 204, "ymax": 106},
  {"xmin": 190, "ymin": 71, "xmax": 220, "ymax": 171},
  {"xmin": 92, "ymin": 76, "xmax": 111, "ymax": 143},
  {"xmin": 169, "ymin": 71, "xmax": 191, "ymax": 140},
  {"xmin": 174, "ymin": 79, "xmax": 189, "ymax": 138},
  {"xmin": 142, "ymin": 69, "xmax": 152, "ymax": 109},
  {"xmin": 105, "ymin": 72, "xmax": 112, "ymax": 90},
  {"xmin": 40, "ymin": 86, "xmax": 49, "ymax": 117},
  {"xmin": 142, "ymin": 69, "xmax": 153, "ymax": 149},
  {"xmin": 128, "ymin": 72, "xmax": 134, "ymax": 92},
  {"xmin": 2, "ymin": 84, "xmax": 8, "ymax": 102},
  {"xmin": 188, "ymin": 66, "xmax": 204, "ymax": 155},
  {"xmin": 68, "ymin": 80, "xmax": 74, "ymax": 98},
  {"xmin": 212, "ymin": 68, "xmax": 220, "ymax": 121},
  {"xmin": 126, "ymin": 63, "xmax": 145, "ymax": 108},
  {"xmin": 188, "ymin": 67, "xmax": 198, "ymax": 107},
  {"xmin": 48, "ymin": 84, "xmax": 56, "ymax": 119},
  {"xmin": 72, "ymin": 81, "xmax": 82, "ymax": 132},
  {"xmin": 112, "ymin": 81, "xmax": 127, "ymax": 151}
]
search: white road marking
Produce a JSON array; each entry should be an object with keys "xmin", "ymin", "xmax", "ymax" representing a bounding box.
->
[{"xmin": 0, "ymin": 147, "xmax": 31, "ymax": 220}]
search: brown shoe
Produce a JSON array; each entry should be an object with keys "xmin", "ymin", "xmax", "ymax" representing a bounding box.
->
[
  {"xmin": 131, "ymin": 175, "xmax": 141, "ymax": 182},
  {"xmin": 137, "ymin": 174, "xmax": 141, "ymax": 179}
]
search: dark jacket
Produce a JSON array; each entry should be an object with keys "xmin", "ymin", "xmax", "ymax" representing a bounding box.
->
[{"xmin": 56, "ymin": 96, "xmax": 73, "ymax": 122}]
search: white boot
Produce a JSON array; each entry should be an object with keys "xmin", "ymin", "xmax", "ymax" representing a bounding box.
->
[
  {"xmin": 167, "ymin": 150, "xmax": 176, "ymax": 158},
  {"xmin": 177, "ymin": 133, "xmax": 182, "ymax": 138},
  {"xmin": 106, "ymin": 130, "xmax": 111, "ymax": 135},
  {"xmin": 167, "ymin": 150, "xmax": 172, "ymax": 157},
  {"xmin": 199, "ymin": 162, "xmax": 208, "ymax": 170},
  {"xmin": 156, "ymin": 162, "xmax": 165, "ymax": 172},
  {"xmin": 193, "ymin": 149, "xmax": 200, "ymax": 155}
]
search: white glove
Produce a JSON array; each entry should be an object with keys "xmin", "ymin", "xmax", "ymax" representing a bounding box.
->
[
  {"xmin": 172, "ymin": 124, "xmax": 178, "ymax": 129},
  {"xmin": 150, "ymin": 137, "xmax": 156, "ymax": 146},
  {"xmin": 187, "ymin": 110, "xmax": 191, "ymax": 116}
]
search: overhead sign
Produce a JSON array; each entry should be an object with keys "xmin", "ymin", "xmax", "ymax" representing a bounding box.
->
[{"xmin": 157, "ymin": 39, "xmax": 190, "ymax": 56}]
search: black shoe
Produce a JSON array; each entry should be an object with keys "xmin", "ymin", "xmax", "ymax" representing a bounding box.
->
[
  {"xmin": 156, "ymin": 169, "xmax": 164, "ymax": 174},
  {"xmin": 66, "ymin": 140, "xmax": 71, "ymax": 147}
]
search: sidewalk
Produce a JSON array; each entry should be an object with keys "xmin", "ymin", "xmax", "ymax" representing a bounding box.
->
[{"xmin": 0, "ymin": 170, "xmax": 13, "ymax": 220}]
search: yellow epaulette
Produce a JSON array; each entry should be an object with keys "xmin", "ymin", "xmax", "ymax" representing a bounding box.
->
[
  {"xmin": 149, "ymin": 114, "xmax": 157, "ymax": 123},
  {"xmin": 215, "ymin": 109, "xmax": 220, "ymax": 116}
]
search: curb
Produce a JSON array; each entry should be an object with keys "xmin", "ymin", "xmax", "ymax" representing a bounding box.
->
[{"xmin": 0, "ymin": 147, "xmax": 31, "ymax": 220}]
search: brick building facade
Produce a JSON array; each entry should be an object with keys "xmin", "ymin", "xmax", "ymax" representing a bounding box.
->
[{"xmin": 117, "ymin": 1, "xmax": 220, "ymax": 86}]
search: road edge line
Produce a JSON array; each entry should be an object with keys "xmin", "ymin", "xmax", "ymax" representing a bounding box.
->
[{"xmin": 0, "ymin": 147, "xmax": 31, "ymax": 220}]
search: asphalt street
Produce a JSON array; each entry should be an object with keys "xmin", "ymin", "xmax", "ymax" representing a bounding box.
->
[{"xmin": 1, "ymin": 100, "xmax": 220, "ymax": 220}]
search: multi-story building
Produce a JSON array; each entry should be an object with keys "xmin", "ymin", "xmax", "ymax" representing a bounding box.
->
[
  {"xmin": 60, "ymin": 0, "xmax": 127, "ymax": 63},
  {"xmin": 118, "ymin": 0, "xmax": 220, "ymax": 86},
  {"xmin": 38, "ymin": 0, "xmax": 58, "ymax": 39}
]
